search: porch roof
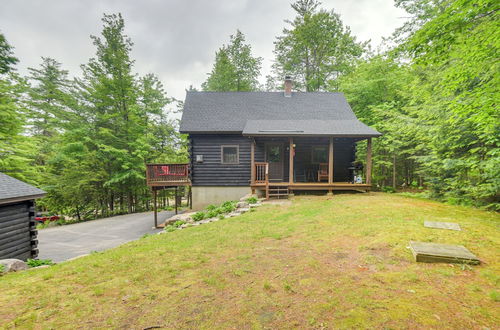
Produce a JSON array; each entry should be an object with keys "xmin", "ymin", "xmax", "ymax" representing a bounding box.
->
[{"xmin": 242, "ymin": 119, "xmax": 381, "ymax": 137}]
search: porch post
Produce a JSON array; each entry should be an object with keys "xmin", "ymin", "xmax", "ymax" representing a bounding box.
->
[
  {"xmin": 174, "ymin": 186, "xmax": 178, "ymax": 215},
  {"xmin": 366, "ymin": 137, "xmax": 372, "ymax": 185},
  {"xmin": 153, "ymin": 188, "xmax": 158, "ymax": 228},
  {"xmin": 328, "ymin": 137, "xmax": 334, "ymax": 184},
  {"xmin": 289, "ymin": 137, "xmax": 294, "ymax": 184},
  {"xmin": 250, "ymin": 139, "xmax": 255, "ymax": 186}
]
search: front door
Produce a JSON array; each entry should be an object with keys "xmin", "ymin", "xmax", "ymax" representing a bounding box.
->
[{"xmin": 265, "ymin": 143, "xmax": 284, "ymax": 181}]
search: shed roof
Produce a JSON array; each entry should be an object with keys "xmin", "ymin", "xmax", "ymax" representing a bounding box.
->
[
  {"xmin": 180, "ymin": 91, "xmax": 380, "ymax": 137},
  {"xmin": 242, "ymin": 120, "xmax": 380, "ymax": 137},
  {"xmin": 0, "ymin": 172, "xmax": 46, "ymax": 205}
]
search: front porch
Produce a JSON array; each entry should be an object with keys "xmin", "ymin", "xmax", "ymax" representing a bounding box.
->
[{"xmin": 249, "ymin": 136, "xmax": 373, "ymax": 198}]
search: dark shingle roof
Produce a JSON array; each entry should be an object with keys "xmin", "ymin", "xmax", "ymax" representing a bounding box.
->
[
  {"xmin": 0, "ymin": 172, "xmax": 46, "ymax": 205},
  {"xmin": 243, "ymin": 120, "xmax": 380, "ymax": 136},
  {"xmin": 180, "ymin": 91, "xmax": 381, "ymax": 136}
]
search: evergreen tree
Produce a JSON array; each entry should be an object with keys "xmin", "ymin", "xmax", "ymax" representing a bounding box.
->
[
  {"xmin": 0, "ymin": 33, "xmax": 18, "ymax": 74},
  {"xmin": 0, "ymin": 33, "xmax": 35, "ymax": 182},
  {"xmin": 202, "ymin": 30, "xmax": 262, "ymax": 91},
  {"xmin": 27, "ymin": 57, "xmax": 74, "ymax": 137},
  {"xmin": 272, "ymin": 0, "xmax": 365, "ymax": 91}
]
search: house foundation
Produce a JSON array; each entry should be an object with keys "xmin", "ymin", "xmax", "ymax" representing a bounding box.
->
[{"xmin": 191, "ymin": 186, "xmax": 251, "ymax": 209}]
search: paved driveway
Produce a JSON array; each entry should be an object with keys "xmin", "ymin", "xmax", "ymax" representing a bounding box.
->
[{"xmin": 37, "ymin": 211, "xmax": 174, "ymax": 262}]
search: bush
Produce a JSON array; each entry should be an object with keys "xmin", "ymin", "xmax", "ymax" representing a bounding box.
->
[
  {"xmin": 164, "ymin": 225, "xmax": 177, "ymax": 232},
  {"xmin": 192, "ymin": 212, "xmax": 206, "ymax": 221},
  {"xmin": 382, "ymin": 186, "xmax": 396, "ymax": 193},
  {"xmin": 246, "ymin": 196, "xmax": 258, "ymax": 204},
  {"xmin": 220, "ymin": 201, "xmax": 236, "ymax": 213},
  {"xmin": 206, "ymin": 210, "xmax": 219, "ymax": 218},
  {"xmin": 173, "ymin": 220, "xmax": 186, "ymax": 227},
  {"xmin": 0, "ymin": 264, "xmax": 5, "ymax": 273},
  {"xmin": 27, "ymin": 259, "xmax": 53, "ymax": 268},
  {"xmin": 206, "ymin": 204, "xmax": 218, "ymax": 211}
]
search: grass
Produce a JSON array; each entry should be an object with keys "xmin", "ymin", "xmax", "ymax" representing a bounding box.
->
[{"xmin": 0, "ymin": 193, "xmax": 498, "ymax": 328}]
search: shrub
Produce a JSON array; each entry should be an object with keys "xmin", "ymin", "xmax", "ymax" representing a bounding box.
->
[
  {"xmin": 173, "ymin": 220, "xmax": 186, "ymax": 227},
  {"xmin": 218, "ymin": 214, "xmax": 225, "ymax": 220},
  {"xmin": 206, "ymin": 210, "xmax": 219, "ymax": 218},
  {"xmin": 165, "ymin": 225, "xmax": 177, "ymax": 232},
  {"xmin": 206, "ymin": 204, "xmax": 218, "ymax": 211},
  {"xmin": 0, "ymin": 264, "xmax": 5, "ymax": 273},
  {"xmin": 27, "ymin": 259, "xmax": 54, "ymax": 268},
  {"xmin": 220, "ymin": 201, "xmax": 237, "ymax": 213},
  {"xmin": 192, "ymin": 212, "xmax": 206, "ymax": 221},
  {"xmin": 246, "ymin": 196, "xmax": 258, "ymax": 204}
]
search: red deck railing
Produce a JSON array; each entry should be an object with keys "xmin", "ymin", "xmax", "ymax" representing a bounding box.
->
[{"xmin": 146, "ymin": 163, "xmax": 190, "ymax": 186}]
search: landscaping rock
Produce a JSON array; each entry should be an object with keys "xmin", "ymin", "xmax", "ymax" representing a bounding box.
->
[
  {"xmin": 236, "ymin": 201, "xmax": 249, "ymax": 208},
  {"xmin": 238, "ymin": 208, "xmax": 250, "ymax": 214},
  {"xmin": 165, "ymin": 212, "xmax": 196, "ymax": 225},
  {"xmin": 0, "ymin": 259, "xmax": 28, "ymax": 272},
  {"xmin": 249, "ymin": 203, "xmax": 261, "ymax": 208}
]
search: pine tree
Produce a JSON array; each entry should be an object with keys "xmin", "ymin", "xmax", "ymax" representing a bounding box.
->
[
  {"xmin": 202, "ymin": 30, "xmax": 262, "ymax": 91},
  {"xmin": 272, "ymin": 0, "xmax": 365, "ymax": 91}
]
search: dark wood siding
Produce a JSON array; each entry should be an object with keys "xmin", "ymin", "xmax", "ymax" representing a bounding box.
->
[
  {"xmin": 0, "ymin": 201, "xmax": 38, "ymax": 261},
  {"xmin": 190, "ymin": 134, "xmax": 252, "ymax": 186},
  {"xmin": 189, "ymin": 134, "xmax": 356, "ymax": 185}
]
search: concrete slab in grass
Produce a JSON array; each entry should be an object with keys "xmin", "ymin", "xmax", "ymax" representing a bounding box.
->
[
  {"xmin": 409, "ymin": 241, "xmax": 480, "ymax": 264},
  {"xmin": 424, "ymin": 221, "xmax": 461, "ymax": 231}
]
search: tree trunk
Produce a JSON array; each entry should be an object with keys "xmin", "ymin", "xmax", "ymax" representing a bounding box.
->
[{"xmin": 392, "ymin": 154, "xmax": 397, "ymax": 190}]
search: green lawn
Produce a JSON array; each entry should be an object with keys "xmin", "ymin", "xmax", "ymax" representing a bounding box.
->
[{"xmin": 1, "ymin": 193, "xmax": 499, "ymax": 328}]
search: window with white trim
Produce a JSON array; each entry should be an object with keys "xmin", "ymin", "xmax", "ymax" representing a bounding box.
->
[{"xmin": 221, "ymin": 145, "xmax": 239, "ymax": 164}]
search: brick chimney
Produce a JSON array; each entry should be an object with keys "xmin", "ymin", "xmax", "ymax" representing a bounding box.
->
[{"xmin": 284, "ymin": 76, "xmax": 292, "ymax": 97}]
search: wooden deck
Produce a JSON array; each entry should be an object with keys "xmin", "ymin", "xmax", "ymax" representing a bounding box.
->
[
  {"xmin": 146, "ymin": 163, "xmax": 191, "ymax": 187},
  {"xmin": 251, "ymin": 181, "xmax": 371, "ymax": 191}
]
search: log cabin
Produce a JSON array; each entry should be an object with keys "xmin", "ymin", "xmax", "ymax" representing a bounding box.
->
[
  {"xmin": 0, "ymin": 172, "xmax": 45, "ymax": 261},
  {"xmin": 147, "ymin": 77, "xmax": 381, "ymax": 209}
]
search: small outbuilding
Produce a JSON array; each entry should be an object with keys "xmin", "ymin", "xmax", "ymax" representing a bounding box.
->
[{"xmin": 0, "ymin": 172, "xmax": 46, "ymax": 261}]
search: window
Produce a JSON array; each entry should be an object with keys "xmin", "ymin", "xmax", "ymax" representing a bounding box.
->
[
  {"xmin": 221, "ymin": 145, "xmax": 239, "ymax": 164},
  {"xmin": 266, "ymin": 145, "xmax": 282, "ymax": 162},
  {"xmin": 311, "ymin": 146, "xmax": 328, "ymax": 164}
]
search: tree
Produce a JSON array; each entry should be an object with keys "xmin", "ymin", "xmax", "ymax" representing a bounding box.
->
[
  {"xmin": 271, "ymin": 0, "xmax": 365, "ymax": 91},
  {"xmin": 0, "ymin": 33, "xmax": 36, "ymax": 182},
  {"xmin": 202, "ymin": 30, "xmax": 262, "ymax": 91},
  {"xmin": 0, "ymin": 33, "xmax": 18, "ymax": 74},
  {"xmin": 26, "ymin": 57, "xmax": 74, "ymax": 137}
]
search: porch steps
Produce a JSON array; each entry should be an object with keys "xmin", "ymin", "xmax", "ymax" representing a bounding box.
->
[{"xmin": 267, "ymin": 185, "xmax": 289, "ymax": 199}]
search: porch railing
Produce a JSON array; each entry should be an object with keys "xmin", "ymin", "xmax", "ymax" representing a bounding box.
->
[
  {"xmin": 254, "ymin": 162, "xmax": 268, "ymax": 184},
  {"xmin": 146, "ymin": 163, "xmax": 190, "ymax": 186}
]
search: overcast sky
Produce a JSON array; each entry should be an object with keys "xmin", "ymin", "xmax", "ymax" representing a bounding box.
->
[{"xmin": 0, "ymin": 0, "xmax": 406, "ymax": 105}]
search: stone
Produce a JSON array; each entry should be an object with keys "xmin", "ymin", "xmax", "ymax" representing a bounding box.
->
[
  {"xmin": 238, "ymin": 208, "xmax": 250, "ymax": 214},
  {"xmin": 164, "ymin": 212, "xmax": 196, "ymax": 225},
  {"xmin": 0, "ymin": 259, "xmax": 28, "ymax": 272},
  {"xmin": 409, "ymin": 241, "xmax": 480, "ymax": 264},
  {"xmin": 424, "ymin": 221, "xmax": 461, "ymax": 231},
  {"xmin": 249, "ymin": 203, "xmax": 261, "ymax": 208},
  {"xmin": 236, "ymin": 201, "xmax": 249, "ymax": 209}
]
